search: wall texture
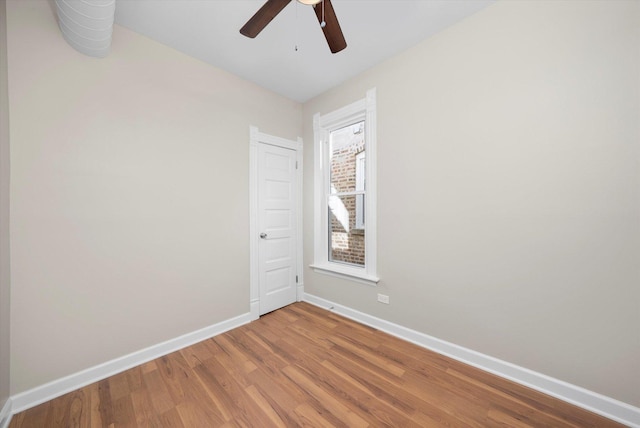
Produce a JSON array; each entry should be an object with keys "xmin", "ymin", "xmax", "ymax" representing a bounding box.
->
[
  {"xmin": 0, "ymin": 0, "xmax": 12, "ymax": 413},
  {"xmin": 6, "ymin": 0, "xmax": 301, "ymax": 394},
  {"xmin": 303, "ymin": 0, "xmax": 640, "ymax": 406}
]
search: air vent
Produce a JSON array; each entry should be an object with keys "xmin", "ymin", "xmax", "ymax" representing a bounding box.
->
[{"xmin": 55, "ymin": 0, "xmax": 115, "ymax": 58}]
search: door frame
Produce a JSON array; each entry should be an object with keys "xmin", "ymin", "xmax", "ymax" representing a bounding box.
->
[{"xmin": 249, "ymin": 126, "xmax": 303, "ymax": 320}]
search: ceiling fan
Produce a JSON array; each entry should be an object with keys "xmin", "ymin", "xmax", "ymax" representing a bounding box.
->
[{"xmin": 240, "ymin": 0, "xmax": 347, "ymax": 54}]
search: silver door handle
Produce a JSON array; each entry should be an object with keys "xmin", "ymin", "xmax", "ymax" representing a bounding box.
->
[{"xmin": 260, "ymin": 233, "xmax": 267, "ymax": 239}]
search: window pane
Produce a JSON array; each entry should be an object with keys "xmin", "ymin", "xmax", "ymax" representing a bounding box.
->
[
  {"xmin": 328, "ymin": 195, "xmax": 365, "ymax": 266},
  {"xmin": 330, "ymin": 121, "xmax": 365, "ymax": 194},
  {"xmin": 355, "ymin": 152, "xmax": 365, "ymax": 229}
]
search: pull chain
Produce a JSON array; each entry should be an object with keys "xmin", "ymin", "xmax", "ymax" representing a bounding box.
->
[
  {"xmin": 321, "ymin": 0, "xmax": 326, "ymax": 28},
  {"xmin": 295, "ymin": 0, "xmax": 299, "ymax": 51}
]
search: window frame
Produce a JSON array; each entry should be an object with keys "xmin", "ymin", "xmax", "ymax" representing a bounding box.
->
[{"xmin": 311, "ymin": 88, "xmax": 379, "ymax": 285}]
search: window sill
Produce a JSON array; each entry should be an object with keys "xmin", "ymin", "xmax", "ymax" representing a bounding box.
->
[{"xmin": 310, "ymin": 264, "xmax": 380, "ymax": 286}]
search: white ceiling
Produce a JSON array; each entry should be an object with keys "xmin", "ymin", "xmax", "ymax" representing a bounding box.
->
[{"xmin": 114, "ymin": 0, "xmax": 494, "ymax": 103}]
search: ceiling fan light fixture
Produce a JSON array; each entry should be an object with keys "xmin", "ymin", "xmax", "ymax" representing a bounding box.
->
[{"xmin": 241, "ymin": 0, "xmax": 346, "ymax": 53}]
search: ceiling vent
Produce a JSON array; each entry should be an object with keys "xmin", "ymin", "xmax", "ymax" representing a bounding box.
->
[{"xmin": 55, "ymin": 0, "xmax": 115, "ymax": 58}]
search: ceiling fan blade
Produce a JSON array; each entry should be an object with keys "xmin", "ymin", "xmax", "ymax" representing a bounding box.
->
[
  {"xmin": 240, "ymin": 0, "xmax": 292, "ymax": 38},
  {"xmin": 313, "ymin": 0, "xmax": 347, "ymax": 54}
]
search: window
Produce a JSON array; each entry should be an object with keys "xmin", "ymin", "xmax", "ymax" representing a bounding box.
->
[
  {"xmin": 355, "ymin": 151, "xmax": 365, "ymax": 230},
  {"xmin": 311, "ymin": 88, "xmax": 378, "ymax": 285}
]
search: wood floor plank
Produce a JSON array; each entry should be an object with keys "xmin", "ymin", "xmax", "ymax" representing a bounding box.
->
[
  {"xmin": 96, "ymin": 379, "xmax": 114, "ymax": 427},
  {"xmin": 125, "ymin": 367, "xmax": 143, "ymax": 393},
  {"xmin": 444, "ymin": 368, "xmax": 579, "ymax": 427},
  {"xmin": 243, "ymin": 385, "xmax": 287, "ymax": 428},
  {"xmin": 158, "ymin": 408, "xmax": 185, "ymax": 428},
  {"xmin": 174, "ymin": 377, "xmax": 227, "ymax": 426},
  {"xmin": 67, "ymin": 390, "xmax": 89, "ymax": 428},
  {"xmin": 328, "ymin": 334, "xmax": 406, "ymax": 378},
  {"xmin": 10, "ymin": 302, "xmax": 625, "ymax": 428},
  {"xmin": 286, "ymin": 303, "xmax": 339, "ymax": 330},
  {"xmin": 129, "ymin": 387, "xmax": 162, "ymax": 427},
  {"xmin": 273, "ymin": 323, "xmax": 337, "ymax": 364},
  {"xmin": 175, "ymin": 401, "xmax": 225, "ymax": 428},
  {"xmin": 247, "ymin": 362, "xmax": 311, "ymax": 415},
  {"xmin": 141, "ymin": 368, "xmax": 174, "ymax": 415},
  {"xmin": 86, "ymin": 383, "xmax": 103, "ymax": 428},
  {"xmin": 110, "ymin": 395, "xmax": 137, "ymax": 428},
  {"xmin": 155, "ymin": 354, "xmax": 187, "ymax": 405},
  {"xmin": 139, "ymin": 361, "xmax": 156, "ymax": 374},
  {"xmin": 194, "ymin": 358, "xmax": 274, "ymax": 427},
  {"xmin": 291, "ymin": 403, "xmax": 336, "ymax": 428},
  {"xmin": 108, "ymin": 372, "xmax": 131, "ymax": 403},
  {"xmin": 43, "ymin": 391, "xmax": 72, "ymax": 427},
  {"xmin": 179, "ymin": 340, "xmax": 214, "ymax": 368},
  {"xmin": 191, "ymin": 362, "xmax": 237, "ymax": 423},
  {"xmin": 302, "ymin": 356, "xmax": 418, "ymax": 427},
  {"xmin": 283, "ymin": 365, "xmax": 368, "ymax": 428},
  {"xmin": 324, "ymin": 351, "xmax": 471, "ymax": 427},
  {"xmin": 12, "ymin": 401, "xmax": 48, "ymax": 428},
  {"xmin": 17, "ymin": 403, "xmax": 51, "ymax": 428},
  {"xmin": 276, "ymin": 322, "xmax": 415, "ymax": 427}
]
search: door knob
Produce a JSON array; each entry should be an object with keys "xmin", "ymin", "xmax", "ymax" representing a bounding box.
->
[{"xmin": 260, "ymin": 233, "xmax": 267, "ymax": 239}]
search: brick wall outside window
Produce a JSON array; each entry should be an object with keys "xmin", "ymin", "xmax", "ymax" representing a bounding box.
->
[{"xmin": 329, "ymin": 127, "xmax": 365, "ymax": 266}]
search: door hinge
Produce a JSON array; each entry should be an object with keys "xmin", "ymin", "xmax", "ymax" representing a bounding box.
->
[
  {"xmin": 295, "ymin": 161, "xmax": 298, "ymax": 169},
  {"xmin": 296, "ymin": 275, "xmax": 298, "ymax": 283}
]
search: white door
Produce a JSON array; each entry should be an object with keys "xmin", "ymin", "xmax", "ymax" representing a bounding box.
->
[{"xmin": 258, "ymin": 143, "xmax": 297, "ymax": 315}]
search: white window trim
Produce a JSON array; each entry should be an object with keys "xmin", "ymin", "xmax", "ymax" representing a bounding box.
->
[{"xmin": 310, "ymin": 88, "xmax": 379, "ymax": 285}]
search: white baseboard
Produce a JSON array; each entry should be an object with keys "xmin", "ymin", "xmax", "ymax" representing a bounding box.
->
[
  {"xmin": 11, "ymin": 312, "xmax": 253, "ymax": 414},
  {"xmin": 250, "ymin": 299, "xmax": 260, "ymax": 321},
  {"xmin": 303, "ymin": 293, "xmax": 640, "ymax": 428},
  {"xmin": 0, "ymin": 398, "xmax": 12, "ymax": 428}
]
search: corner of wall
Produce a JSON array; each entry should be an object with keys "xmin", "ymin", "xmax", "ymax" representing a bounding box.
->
[
  {"xmin": 0, "ymin": 398, "xmax": 12, "ymax": 428},
  {"xmin": 0, "ymin": 0, "xmax": 13, "ymax": 416}
]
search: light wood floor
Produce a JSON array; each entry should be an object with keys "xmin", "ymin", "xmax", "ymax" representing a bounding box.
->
[{"xmin": 10, "ymin": 302, "xmax": 623, "ymax": 427}]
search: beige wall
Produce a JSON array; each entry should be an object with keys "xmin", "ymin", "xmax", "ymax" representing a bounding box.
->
[
  {"xmin": 303, "ymin": 0, "xmax": 640, "ymax": 406},
  {"xmin": 6, "ymin": 0, "xmax": 301, "ymax": 394},
  {"xmin": 4, "ymin": 0, "xmax": 639, "ymax": 411},
  {"xmin": 0, "ymin": 0, "xmax": 11, "ymax": 411}
]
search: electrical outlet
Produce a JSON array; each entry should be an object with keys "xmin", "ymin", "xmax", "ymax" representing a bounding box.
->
[{"xmin": 377, "ymin": 293, "xmax": 390, "ymax": 304}]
